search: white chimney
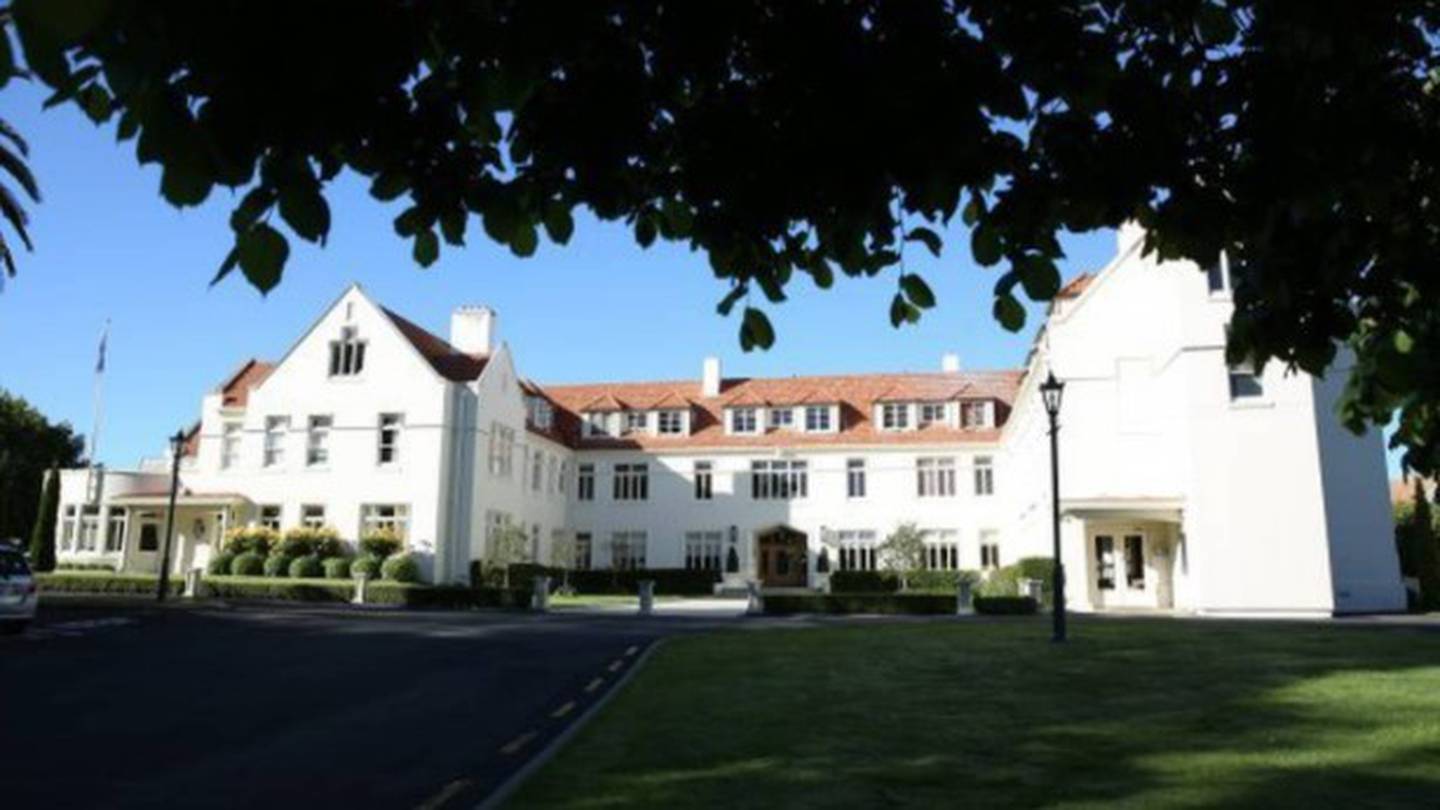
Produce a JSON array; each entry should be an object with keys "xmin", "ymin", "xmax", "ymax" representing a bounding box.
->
[
  {"xmin": 942, "ymin": 353, "xmax": 961, "ymax": 373},
  {"xmin": 450, "ymin": 306, "xmax": 496, "ymax": 355},
  {"xmin": 701, "ymin": 356, "xmax": 722, "ymax": 397}
]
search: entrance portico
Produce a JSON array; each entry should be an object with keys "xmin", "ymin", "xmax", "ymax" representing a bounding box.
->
[
  {"xmin": 109, "ymin": 492, "xmax": 251, "ymax": 576},
  {"xmin": 1063, "ymin": 498, "xmax": 1185, "ymax": 612},
  {"xmin": 755, "ymin": 526, "xmax": 808, "ymax": 588}
]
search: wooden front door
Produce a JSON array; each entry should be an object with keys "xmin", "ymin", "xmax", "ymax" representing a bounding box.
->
[{"xmin": 757, "ymin": 527, "xmax": 808, "ymax": 588}]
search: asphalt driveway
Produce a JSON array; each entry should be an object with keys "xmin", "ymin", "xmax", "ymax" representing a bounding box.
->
[{"xmin": 0, "ymin": 599, "xmax": 708, "ymax": 809}]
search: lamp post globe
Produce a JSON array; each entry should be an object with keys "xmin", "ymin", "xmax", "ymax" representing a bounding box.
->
[{"xmin": 1039, "ymin": 372, "xmax": 1067, "ymax": 643}]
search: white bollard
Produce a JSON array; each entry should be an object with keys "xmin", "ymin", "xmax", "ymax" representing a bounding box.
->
[
  {"xmin": 184, "ymin": 567, "xmax": 202, "ymax": 599},
  {"xmin": 532, "ymin": 575, "xmax": 551, "ymax": 612},
  {"xmin": 638, "ymin": 580, "xmax": 655, "ymax": 615},
  {"xmin": 956, "ymin": 578, "xmax": 974, "ymax": 616},
  {"xmin": 352, "ymin": 572, "xmax": 369, "ymax": 605},
  {"xmin": 745, "ymin": 579, "xmax": 763, "ymax": 615}
]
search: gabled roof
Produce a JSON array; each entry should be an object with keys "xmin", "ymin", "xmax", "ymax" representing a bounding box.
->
[
  {"xmin": 647, "ymin": 390, "xmax": 694, "ymax": 409},
  {"xmin": 217, "ymin": 359, "xmax": 275, "ymax": 408},
  {"xmin": 578, "ymin": 392, "xmax": 628, "ymax": 412},
  {"xmin": 1057, "ymin": 272, "xmax": 1095, "ymax": 299},
  {"xmin": 381, "ymin": 307, "xmax": 488, "ymax": 383}
]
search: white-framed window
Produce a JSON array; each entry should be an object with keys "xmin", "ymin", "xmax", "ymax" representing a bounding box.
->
[
  {"xmin": 973, "ymin": 456, "xmax": 994, "ymax": 496},
  {"xmin": 104, "ymin": 507, "xmax": 127, "ymax": 553},
  {"xmin": 60, "ymin": 504, "xmax": 77, "ymax": 551},
  {"xmin": 488, "ymin": 422, "xmax": 515, "ymax": 477},
  {"xmin": 613, "ymin": 463, "xmax": 649, "ymax": 501},
  {"xmin": 917, "ymin": 456, "xmax": 957, "ymax": 497},
  {"xmin": 527, "ymin": 396, "xmax": 554, "ymax": 429},
  {"xmin": 768, "ymin": 408, "xmax": 794, "ymax": 430},
  {"xmin": 329, "ymin": 325, "xmax": 367, "ymax": 377},
  {"xmin": 836, "ymin": 529, "xmax": 879, "ymax": 571},
  {"xmin": 577, "ymin": 463, "xmax": 595, "ymax": 501},
  {"xmin": 221, "ymin": 421, "xmax": 242, "ymax": 469},
  {"xmin": 485, "ymin": 510, "xmax": 512, "ymax": 553},
  {"xmin": 136, "ymin": 515, "xmax": 160, "ymax": 552},
  {"xmin": 1095, "ymin": 535, "xmax": 1116, "ymax": 590},
  {"xmin": 258, "ymin": 505, "xmax": 282, "ymax": 531},
  {"xmin": 751, "ymin": 459, "xmax": 808, "ymax": 499},
  {"xmin": 558, "ymin": 460, "xmax": 569, "ymax": 496},
  {"xmin": 917, "ymin": 402, "xmax": 946, "ymax": 428},
  {"xmin": 694, "ymin": 460, "xmax": 713, "ymax": 500},
  {"xmin": 263, "ymin": 416, "xmax": 288, "ymax": 467},
  {"xmin": 804, "ymin": 405, "xmax": 832, "ymax": 432},
  {"xmin": 657, "ymin": 410, "xmax": 685, "ymax": 435},
  {"xmin": 610, "ymin": 530, "xmax": 647, "ymax": 570},
  {"xmin": 881, "ymin": 402, "xmax": 909, "ymax": 431},
  {"xmin": 1228, "ymin": 359, "xmax": 1264, "ymax": 400},
  {"xmin": 960, "ymin": 401, "xmax": 991, "ymax": 429},
  {"xmin": 622, "ymin": 411, "xmax": 648, "ymax": 435},
  {"xmin": 360, "ymin": 504, "xmax": 409, "ymax": 540},
  {"xmin": 584, "ymin": 412, "xmax": 611, "ymax": 437},
  {"xmin": 78, "ymin": 505, "xmax": 100, "ymax": 551},
  {"xmin": 684, "ymin": 530, "xmax": 724, "ymax": 571},
  {"xmin": 729, "ymin": 408, "xmax": 758, "ymax": 434},
  {"xmin": 306, "ymin": 415, "xmax": 332, "ymax": 466},
  {"xmin": 980, "ymin": 530, "xmax": 1001, "ymax": 570},
  {"xmin": 573, "ymin": 532, "xmax": 593, "ymax": 570},
  {"xmin": 301, "ymin": 504, "xmax": 326, "ymax": 529},
  {"xmin": 531, "ymin": 448, "xmax": 544, "ymax": 492},
  {"xmin": 377, "ymin": 413, "xmax": 403, "ymax": 465},
  {"xmin": 546, "ymin": 455, "xmax": 559, "ymax": 495},
  {"xmin": 921, "ymin": 529, "xmax": 959, "ymax": 570},
  {"xmin": 846, "ymin": 458, "xmax": 866, "ymax": 498}
]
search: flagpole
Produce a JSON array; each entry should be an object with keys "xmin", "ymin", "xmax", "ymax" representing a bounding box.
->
[{"xmin": 89, "ymin": 319, "xmax": 109, "ymax": 470}]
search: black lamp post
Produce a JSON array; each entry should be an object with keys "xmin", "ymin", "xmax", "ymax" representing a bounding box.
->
[
  {"xmin": 156, "ymin": 429, "xmax": 186, "ymax": 602},
  {"xmin": 1039, "ymin": 371, "xmax": 1067, "ymax": 643}
]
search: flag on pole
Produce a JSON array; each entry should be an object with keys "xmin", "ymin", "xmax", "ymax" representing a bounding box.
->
[{"xmin": 96, "ymin": 320, "xmax": 109, "ymax": 373}]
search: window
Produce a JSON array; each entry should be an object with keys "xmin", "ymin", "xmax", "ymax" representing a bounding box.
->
[
  {"xmin": 306, "ymin": 415, "xmax": 332, "ymax": 466},
  {"xmin": 613, "ymin": 463, "xmax": 649, "ymax": 501},
  {"xmin": 1125, "ymin": 534, "xmax": 1145, "ymax": 589},
  {"xmin": 138, "ymin": 522, "xmax": 159, "ymax": 552},
  {"xmin": 730, "ymin": 408, "xmax": 757, "ymax": 434},
  {"xmin": 1205, "ymin": 254, "xmax": 1229, "ymax": 293},
  {"xmin": 573, "ymin": 532, "xmax": 593, "ymax": 570},
  {"xmin": 329, "ymin": 326, "xmax": 367, "ymax": 376},
  {"xmin": 1228, "ymin": 360, "xmax": 1264, "ymax": 400},
  {"xmin": 558, "ymin": 460, "xmax": 569, "ymax": 496},
  {"xmin": 768, "ymin": 408, "xmax": 793, "ymax": 429},
  {"xmin": 881, "ymin": 402, "xmax": 909, "ymax": 430},
  {"xmin": 531, "ymin": 449, "xmax": 544, "ymax": 492},
  {"xmin": 836, "ymin": 529, "xmax": 879, "ymax": 571},
  {"xmin": 922, "ymin": 529, "xmax": 959, "ymax": 570},
  {"xmin": 546, "ymin": 455, "xmax": 559, "ymax": 495},
  {"xmin": 105, "ymin": 507, "xmax": 127, "ymax": 553},
  {"xmin": 301, "ymin": 504, "xmax": 326, "ymax": 529},
  {"xmin": 694, "ymin": 461, "xmax": 713, "ymax": 500},
  {"xmin": 685, "ymin": 530, "xmax": 723, "ymax": 571},
  {"xmin": 610, "ymin": 531, "xmax": 647, "ymax": 570},
  {"xmin": 485, "ymin": 509, "xmax": 511, "ymax": 547},
  {"xmin": 804, "ymin": 406, "xmax": 832, "ymax": 432},
  {"xmin": 960, "ymin": 401, "xmax": 991, "ymax": 429},
  {"xmin": 577, "ymin": 463, "xmax": 595, "ymax": 501},
  {"xmin": 1095, "ymin": 535, "xmax": 1116, "ymax": 590},
  {"xmin": 751, "ymin": 459, "xmax": 808, "ymax": 499},
  {"xmin": 657, "ymin": 410, "xmax": 685, "ymax": 435},
  {"xmin": 584, "ymin": 412, "xmax": 611, "ymax": 437},
  {"xmin": 623, "ymin": 410, "xmax": 649, "ymax": 435},
  {"xmin": 980, "ymin": 541, "xmax": 1001, "ymax": 570},
  {"xmin": 917, "ymin": 457, "xmax": 957, "ymax": 497},
  {"xmin": 258, "ymin": 505, "xmax": 282, "ymax": 531},
  {"xmin": 488, "ymin": 422, "xmax": 515, "ymax": 476},
  {"xmin": 918, "ymin": 402, "xmax": 946, "ymax": 428},
  {"xmin": 78, "ymin": 505, "xmax": 100, "ymax": 551},
  {"xmin": 377, "ymin": 413, "xmax": 402, "ymax": 464},
  {"xmin": 973, "ymin": 456, "xmax": 994, "ymax": 496},
  {"xmin": 361, "ymin": 504, "xmax": 409, "ymax": 540},
  {"xmin": 264, "ymin": 416, "xmax": 288, "ymax": 467},
  {"xmin": 846, "ymin": 458, "xmax": 866, "ymax": 498},
  {"xmin": 527, "ymin": 396, "xmax": 554, "ymax": 429},
  {"xmin": 221, "ymin": 421, "xmax": 242, "ymax": 469},
  {"xmin": 60, "ymin": 504, "xmax": 77, "ymax": 551}
]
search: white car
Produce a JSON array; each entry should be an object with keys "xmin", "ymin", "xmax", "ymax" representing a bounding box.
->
[{"xmin": 0, "ymin": 545, "xmax": 38, "ymax": 634}]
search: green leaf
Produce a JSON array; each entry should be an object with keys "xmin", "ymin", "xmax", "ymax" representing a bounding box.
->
[
  {"xmin": 509, "ymin": 221, "xmax": 538, "ymax": 257},
  {"xmin": 905, "ymin": 227, "xmax": 942, "ymax": 258},
  {"xmin": 961, "ymin": 194, "xmax": 984, "ymax": 227},
  {"xmin": 230, "ymin": 187, "xmax": 275, "ymax": 233},
  {"xmin": 439, "ymin": 208, "xmax": 466, "ymax": 246},
  {"xmin": 635, "ymin": 214, "xmax": 657, "ymax": 248},
  {"xmin": 716, "ymin": 284, "xmax": 747, "ymax": 316},
  {"xmin": 78, "ymin": 83, "xmax": 111, "ymax": 123},
  {"xmin": 661, "ymin": 198, "xmax": 694, "ymax": 238},
  {"xmin": 1195, "ymin": 4, "xmax": 1236, "ymax": 47},
  {"xmin": 370, "ymin": 171, "xmax": 410, "ymax": 202},
  {"xmin": 971, "ymin": 222, "xmax": 1003, "ymax": 266},
  {"xmin": 542, "ymin": 204, "xmax": 574, "ymax": 245},
  {"xmin": 0, "ymin": 22, "xmax": 13, "ymax": 91},
  {"xmin": 742, "ymin": 307, "xmax": 775, "ymax": 351},
  {"xmin": 211, "ymin": 247, "xmax": 239, "ymax": 286},
  {"xmin": 1394, "ymin": 330, "xmax": 1415, "ymax": 355},
  {"xmin": 24, "ymin": 0, "xmax": 112, "ymax": 41},
  {"xmin": 1017, "ymin": 256, "xmax": 1061, "ymax": 300},
  {"xmin": 900, "ymin": 274, "xmax": 937, "ymax": 309},
  {"xmin": 160, "ymin": 153, "xmax": 213, "ymax": 207},
  {"xmin": 993, "ymin": 293, "xmax": 1026, "ymax": 332},
  {"xmin": 236, "ymin": 224, "xmax": 288, "ymax": 294},
  {"xmin": 278, "ymin": 185, "xmax": 331, "ymax": 244},
  {"xmin": 394, "ymin": 205, "xmax": 426, "ymax": 237},
  {"xmin": 413, "ymin": 228, "xmax": 439, "ymax": 267}
]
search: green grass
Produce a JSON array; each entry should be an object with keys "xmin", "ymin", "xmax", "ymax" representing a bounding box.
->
[
  {"xmin": 515, "ymin": 618, "xmax": 1440, "ymax": 809},
  {"xmin": 549, "ymin": 594, "xmax": 684, "ymax": 608}
]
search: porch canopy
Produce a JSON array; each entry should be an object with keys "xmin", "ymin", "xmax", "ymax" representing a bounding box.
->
[
  {"xmin": 1061, "ymin": 496, "xmax": 1184, "ymax": 525},
  {"xmin": 109, "ymin": 491, "xmax": 252, "ymax": 508}
]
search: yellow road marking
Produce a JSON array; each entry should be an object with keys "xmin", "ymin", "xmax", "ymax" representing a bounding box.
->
[
  {"xmin": 414, "ymin": 778, "xmax": 471, "ymax": 810},
  {"xmin": 550, "ymin": 701, "xmax": 576, "ymax": 719},
  {"xmin": 499, "ymin": 731, "xmax": 538, "ymax": 756},
  {"xmin": 625, "ymin": 645, "xmax": 639, "ymax": 657},
  {"xmin": 584, "ymin": 677, "xmax": 604, "ymax": 693},
  {"xmin": 607, "ymin": 659, "xmax": 624, "ymax": 673}
]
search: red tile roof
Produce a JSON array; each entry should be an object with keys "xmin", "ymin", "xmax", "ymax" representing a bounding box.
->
[
  {"xmin": 1057, "ymin": 272, "xmax": 1094, "ymax": 299},
  {"xmin": 382, "ymin": 307, "xmax": 489, "ymax": 382},
  {"xmin": 218, "ymin": 359, "xmax": 275, "ymax": 408}
]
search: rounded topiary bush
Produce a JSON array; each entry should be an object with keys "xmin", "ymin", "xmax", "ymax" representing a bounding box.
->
[
  {"xmin": 381, "ymin": 552, "xmax": 421, "ymax": 583},
  {"xmin": 264, "ymin": 553, "xmax": 295, "ymax": 578},
  {"xmin": 351, "ymin": 553, "xmax": 382, "ymax": 581},
  {"xmin": 231, "ymin": 551, "xmax": 265, "ymax": 577},
  {"xmin": 322, "ymin": 556, "xmax": 352, "ymax": 580},
  {"xmin": 207, "ymin": 552, "xmax": 235, "ymax": 576},
  {"xmin": 313, "ymin": 535, "xmax": 346, "ymax": 559},
  {"xmin": 359, "ymin": 530, "xmax": 403, "ymax": 560},
  {"xmin": 288, "ymin": 554, "xmax": 323, "ymax": 579}
]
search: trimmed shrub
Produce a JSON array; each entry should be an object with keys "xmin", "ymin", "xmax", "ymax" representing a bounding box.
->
[
  {"xmin": 351, "ymin": 553, "xmax": 382, "ymax": 580},
  {"xmin": 974, "ymin": 596, "xmax": 1039, "ymax": 615},
  {"xmin": 505, "ymin": 563, "xmax": 564, "ymax": 591},
  {"xmin": 829, "ymin": 570, "xmax": 900, "ymax": 593},
  {"xmin": 381, "ymin": 552, "xmax": 421, "ymax": 583},
  {"xmin": 763, "ymin": 593, "xmax": 956, "ymax": 615},
  {"xmin": 231, "ymin": 551, "xmax": 265, "ymax": 576},
  {"xmin": 264, "ymin": 553, "xmax": 295, "ymax": 578},
  {"xmin": 359, "ymin": 529, "xmax": 403, "ymax": 560},
  {"xmin": 562, "ymin": 567, "xmax": 719, "ymax": 596},
  {"xmin": 222, "ymin": 526, "xmax": 279, "ymax": 556},
  {"xmin": 36, "ymin": 571, "xmax": 182, "ymax": 596},
  {"xmin": 56, "ymin": 562, "xmax": 119, "ymax": 571},
  {"xmin": 207, "ymin": 553, "xmax": 236, "ymax": 576},
  {"xmin": 288, "ymin": 554, "xmax": 323, "ymax": 579},
  {"xmin": 907, "ymin": 569, "xmax": 982, "ymax": 593},
  {"xmin": 197, "ymin": 579, "xmax": 528, "ymax": 608},
  {"xmin": 322, "ymin": 556, "xmax": 352, "ymax": 580},
  {"xmin": 312, "ymin": 535, "xmax": 346, "ymax": 560}
]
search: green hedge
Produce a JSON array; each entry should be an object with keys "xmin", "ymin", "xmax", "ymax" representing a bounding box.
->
[
  {"xmin": 37, "ymin": 571, "xmax": 181, "ymax": 596},
  {"xmin": 494, "ymin": 564, "xmax": 718, "ymax": 595},
  {"xmin": 351, "ymin": 553, "xmax": 382, "ymax": 580},
  {"xmin": 288, "ymin": 554, "xmax": 323, "ymax": 579},
  {"xmin": 381, "ymin": 552, "xmax": 421, "ymax": 583},
  {"xmin": 264, "ymin": 553, "xmax": 294, "ymax": 578},
  {"xmin": 232, "ymin": 551, "xmax": 265, "ymax": 577},
  {"xmin": 762, "ymin": 593, "xmax": 957, "ymax": 615},
  {"xmin": 207, "ymin": 553, "xmax": 235, "ymax": 576},
  {"xmin": 55, "ymin": 562, "xmax": 118, "ymax": 572},
  {"xmin": 974, "ymin": 596, "xmax": 1039, "ymax": 615},
  {"xmin": 199, "ymin": 577, "xmax": 527, "ymax": 608},
  {"xmin": 828, "ymin": 571, "xmax": 900, "ymax": 592},
  {"xmin": 322, "ymin": 557, "xmax": 352, "ymax": 580}
]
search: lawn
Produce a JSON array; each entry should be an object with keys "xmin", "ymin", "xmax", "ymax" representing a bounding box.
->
[
  {"xmin": 514, "ymin": 618, "xmax": 1440, "ymax": 809},
  {"xmin": 549, "ymin": 594, "xmax": 684, "ymax": 608}
]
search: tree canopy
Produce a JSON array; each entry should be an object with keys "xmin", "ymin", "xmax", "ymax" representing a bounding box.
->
[
  {"xmin": 3, "ymin": 1, "xmax": 1440, "ymax": 470},
  {"xmin": 0, "ymin": 388, "xmax": 83, "ymax": 543}
]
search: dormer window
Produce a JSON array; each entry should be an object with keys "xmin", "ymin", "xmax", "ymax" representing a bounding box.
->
[
  {"xmin": 657, "ymin": 410, "xmax": 686, "ymax": 435},
  {"xmin": 526, "ymin": 396, "xmax": 554, "ymax": 429},
  {"xmin": 960, "ymin": 400, "xmax": 992, "ymax": 429},
  {"xmin": 918, "ymin": 402, "xmax": 946, "ymax": 428},
  {"xmin": 804, "ymin": 405, "xmax": 832, "ymax": 432},
  {"xmin": 768, "ymin": 408, "xmax": 794, "ymax": 430},
  {"xmin": 329, "ymin": 326, "xmax": 366, "ymax": 377},
  {"xmin": 880, "ymin": 402, "xmax": 909, "ymax": 431},
  {"xmin": 730, "ymin": 408, "xmax": 758, "ymax": 434},
  {"xmin": 622, "ymin": 411, "xmax": 648, "ymax": 435},
  {"xmin": 584, "ymin": 412, "xmax": 611, "ymax": 437}
]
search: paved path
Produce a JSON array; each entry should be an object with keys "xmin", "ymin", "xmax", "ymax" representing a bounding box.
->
[{"xmin": 0, "ymin": 599, "xmax": 730, "ymax": 809}]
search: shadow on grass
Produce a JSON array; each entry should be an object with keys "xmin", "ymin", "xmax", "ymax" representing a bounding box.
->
[{"xmin": 515, "ymin": 617, "xmax": 1440, "ymax": 809}]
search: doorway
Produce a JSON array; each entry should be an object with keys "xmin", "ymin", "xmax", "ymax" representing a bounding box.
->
[{"xmin": 756, "ymin": 527, "xmax": 808, "ymax": 588}]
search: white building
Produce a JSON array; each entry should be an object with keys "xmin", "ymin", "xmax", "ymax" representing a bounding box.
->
[{"xmin": 51, "ymin": 225, "xmax": 1406, "ymax": 616}]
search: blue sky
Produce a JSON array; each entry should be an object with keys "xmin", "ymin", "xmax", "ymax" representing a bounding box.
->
[{"xmin": 0, "ymin": 80, "xmax": 1398, "ymax": 475}]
